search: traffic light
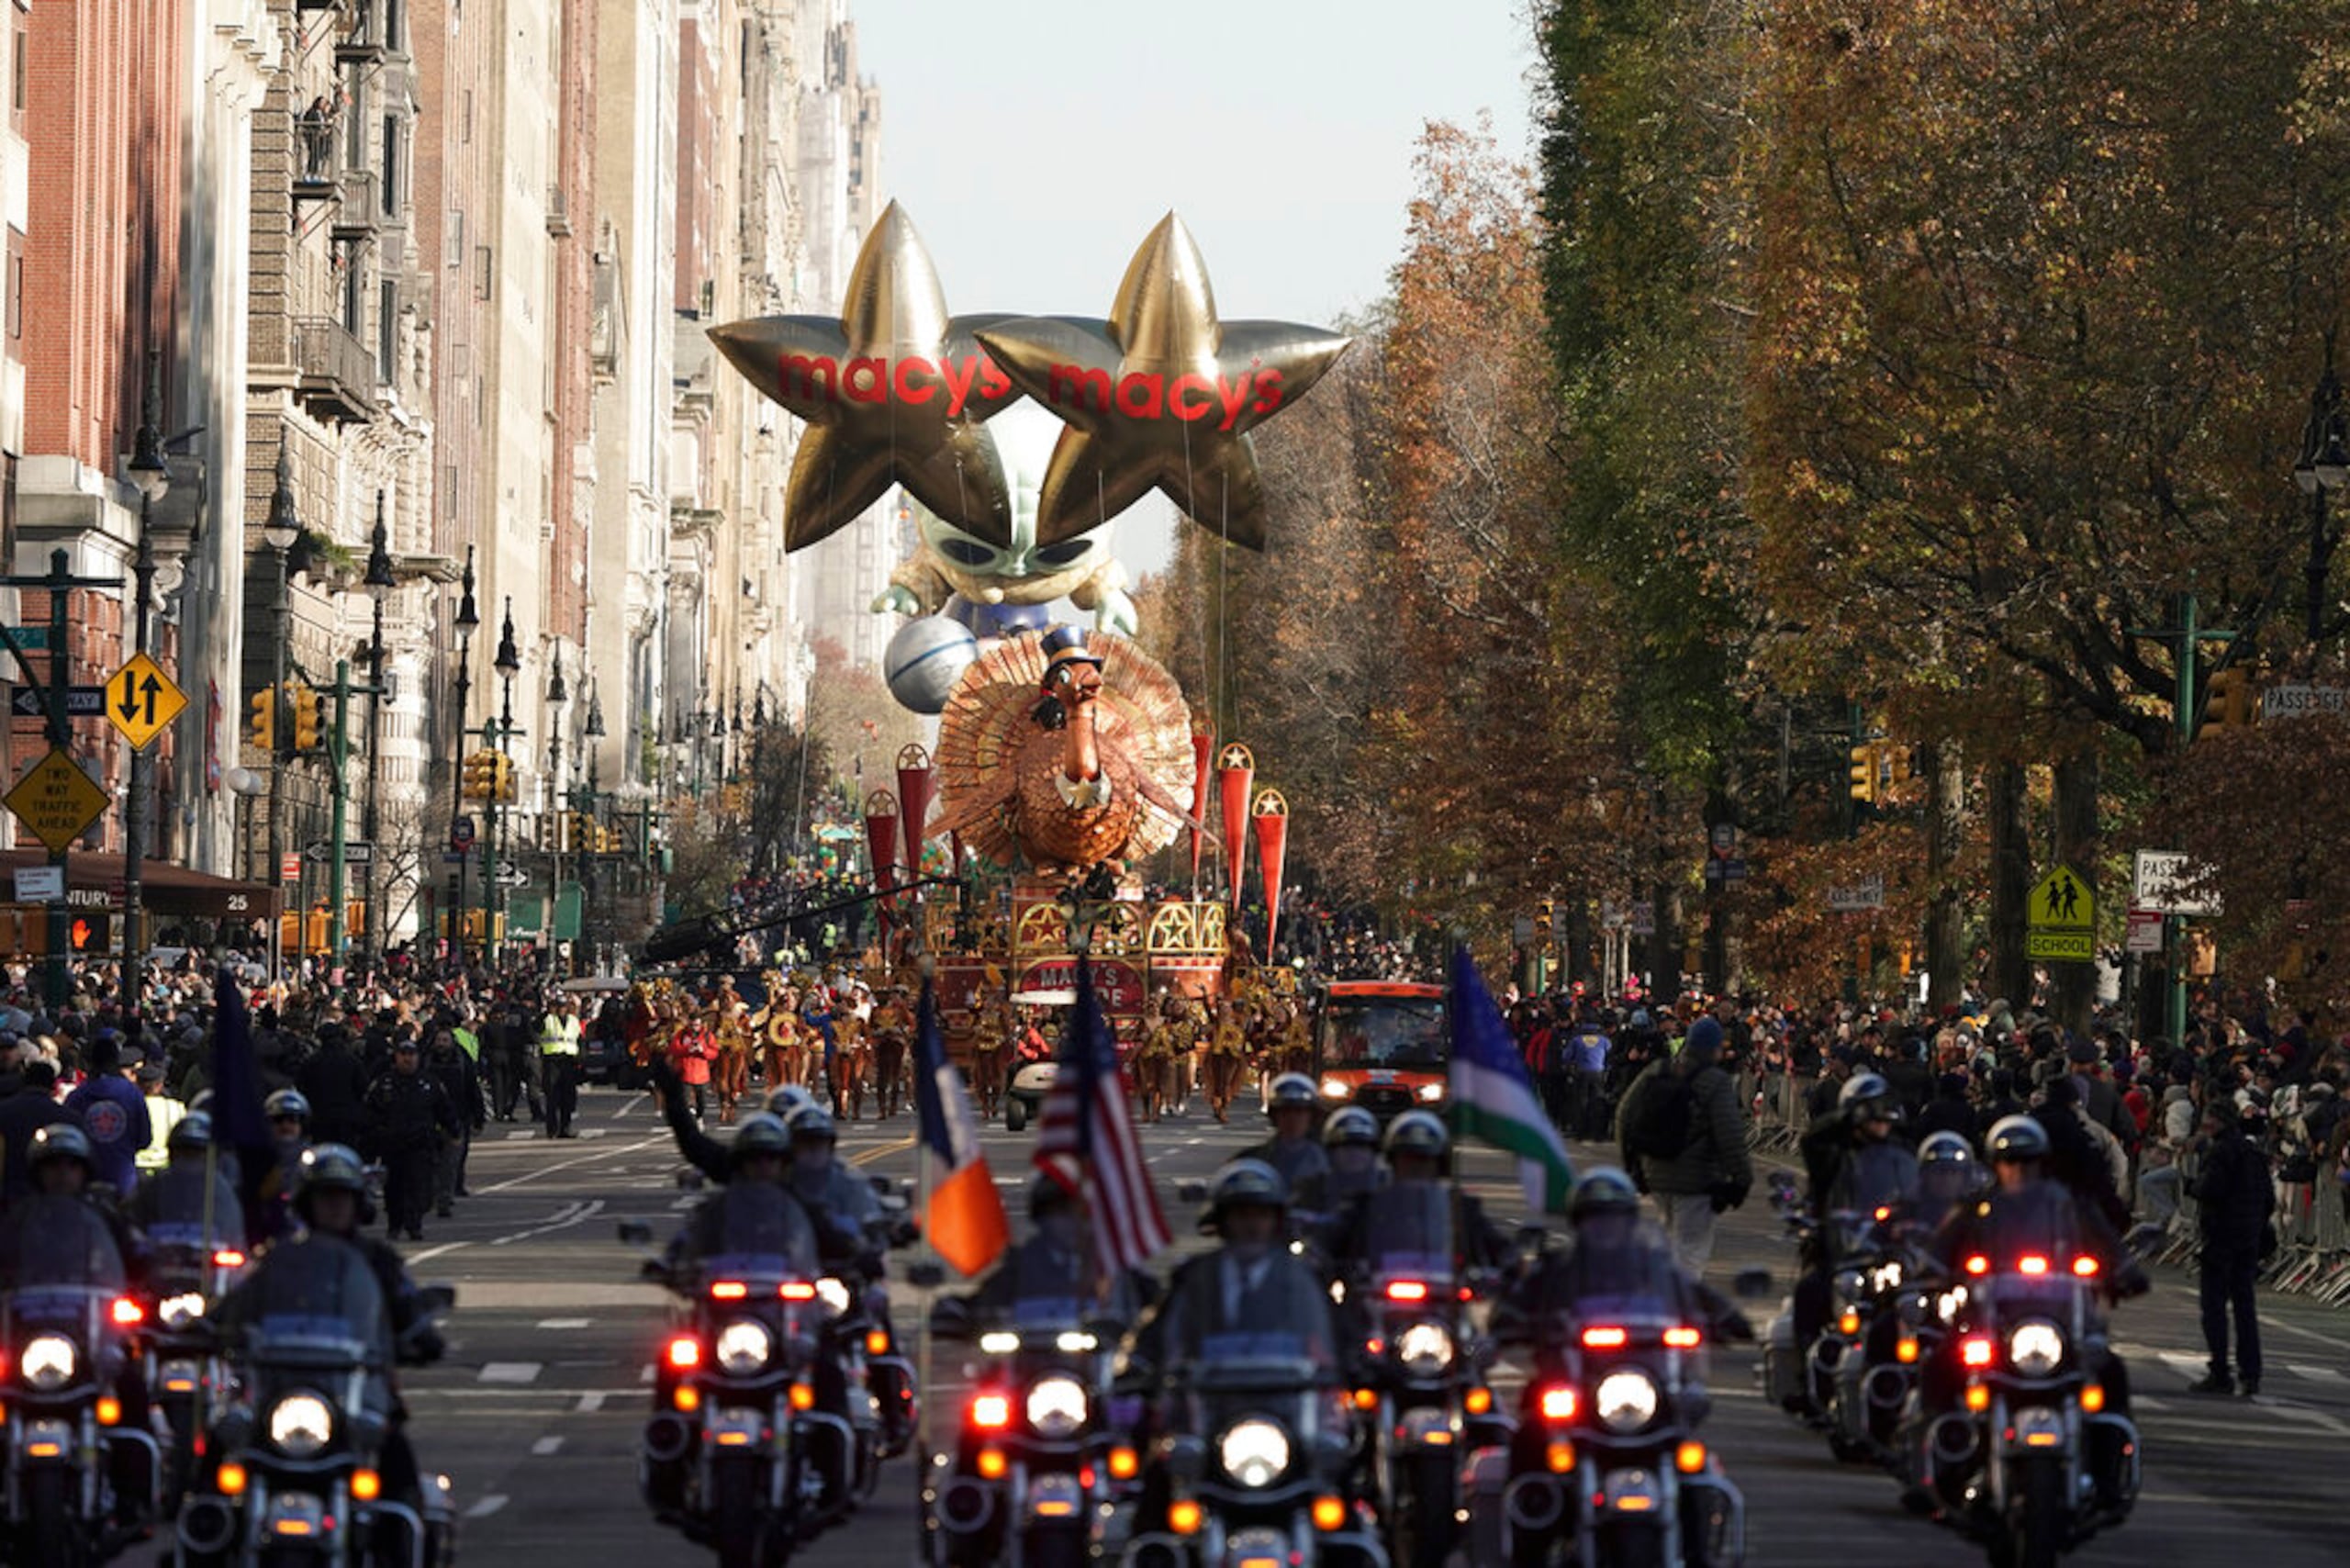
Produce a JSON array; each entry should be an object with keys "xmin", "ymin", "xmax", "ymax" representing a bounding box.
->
[
  {"xmin": 2199, "ymin": 666, "xmax": 2255, "ymax": 737},
  {"xmin": 248, "ymin": 688, "xmax": 276, "ymax": 752},
  {"xmin": 462, "ymin": 750, "xmax": 496, "ymax": 801},
  {"xmin": 493, "ymin": 755, "xmax": 516, "ymax": 803},
  {"xmin": 534, "ymin": 813, "xmax": 558, "ymax": 853},
  {"xmin": 720, "ymin": 783, "xmax": 747, "ymax": 814},
  {"xmin": 291, "ymin": 686, "xmax": 324, "ymax": 751},
  {"xmin": 1886, "ymin": 746, "xmax": 1913, "ymax": 795},
  {"xmin": 1848, "ymin": 744, "xmax": 1876, "ymax": 804}
]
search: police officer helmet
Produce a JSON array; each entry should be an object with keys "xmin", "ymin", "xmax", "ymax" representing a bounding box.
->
[
  {"xmin": 28, "ymin": 1123, "xmax": 93, "ymax": 1170},
  {"xmin": 1206, "ymin": 1157, "xmax": 1289, "ymax": 1224},
  {"xmin": 1570, "ymin": 1165, "xmax": 1641, "ymax": 1222},
  {"xmin": 1918, "ymin": 1130, "xmax": 1976, "ymax": 1170},
  {"xmin": 765, "ymin": 1083, "xmax": 815, "ymax": 1118},
  {"xmin": 1838, "ymin": 1072, "xmax": 1897, "ymax": 1121},
  {"xmin": 785, "ymin": 1104, "xmax": 837, "ymax": 1144},
  {"xmin": 294, "ymin": 1143, "xmax": 369, "ymax": 1212},
  {"xmin": 729, "ymin": 1112, "xmax": 791, "ymax": 1165},
  {"xmin": 167, "ymin": 1111, "xmax": 214, "ymax": 1156},
  {"xmin": 265, "ymin": 1088, "xmax": 311, "ymax": 1124},
  {"xmin": 1382, "ymin": 1109, "xmax": 1450, "ymax": 1161},
  {"xmin": 1266, "ymin": 1072, "xmax": 1318, "ymax": 1117},
  {"xmin": 1320, "ymin": 1104, "xmax": 1381, "ymax": 1149},
  {"xmin": 1986, "ymin": 1114, "xmax": 2050, "ymax": 1163}
]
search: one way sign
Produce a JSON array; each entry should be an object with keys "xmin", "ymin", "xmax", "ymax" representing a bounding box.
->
[{"xmin": 7, "ymin": 687, "xmax": 105, "ymax": 720}]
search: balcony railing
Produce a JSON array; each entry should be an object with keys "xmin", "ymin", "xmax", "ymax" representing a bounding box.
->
[
  {"xmin": 292, "ymin": 317, "xmax": 378, "ymax": 424},
  {"xmin": 331, "ymin": 168, "xmax": 379, "ymax": 239}
]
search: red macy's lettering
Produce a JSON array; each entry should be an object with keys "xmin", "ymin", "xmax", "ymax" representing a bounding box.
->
[
  {"xmin": 773, "ymin": 353, "xmax": 1011, "ymax": 417},
  {"xmin": 1046, "ymin": 362, "xmax": 1285, "ymax": 432}
]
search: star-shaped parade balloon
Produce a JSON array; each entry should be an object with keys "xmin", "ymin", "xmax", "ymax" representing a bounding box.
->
[
  {"xmin": 976, "ymin": 214, "xmax": 1352, "ymax": 549},
  {"xmin": 709, "ymin": 201, "xmax": 1023, "ymax": 548}
]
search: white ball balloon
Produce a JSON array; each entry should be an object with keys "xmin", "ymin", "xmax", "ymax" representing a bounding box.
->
[{"xmin": 884, "ymin": 615, "xmax": 979, "ymax": 714}]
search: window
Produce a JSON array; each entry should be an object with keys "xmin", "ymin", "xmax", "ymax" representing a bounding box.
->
[
  {"xmin": 444, "ymin": 208, "xmax": 464, "ymax": 269},
  {"xmin": 462, "ymin": 89, "xmax": 472, "ymax": 146},
  {"xmin": 379, "ymin": 280, "xmax": 396, "ymax": 385},
  {"xmin": 6, "ymin": 249, "xmax": 19, "ymax": 341},
  {"xmin": 382, "ymin": 115, "xmax": 398, "ymax": 216},
  {"xmin": 475, "ymin": 244, "xmax": 492, "ymax": 301}
]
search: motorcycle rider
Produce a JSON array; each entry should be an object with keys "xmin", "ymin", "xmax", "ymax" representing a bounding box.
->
[
  {"xmin": 217, "ymin": 1144, "xmax": 445, "ymax": 1507},
  {"xmin": 1327, "ymin": 1110, "xmax": 1512, "ymax": 1278},
  {"xmin": 1294, "ymin": 1104, "xmax": 1387, "ymax": 1240},
  {"xmin": 251, "ymin": 1087, "xmax": 313, "ymax": 1241},
  {"xmin": 0, "ymin": 1124, "xmax": 146, "ymax": 1282},
  {"xmin": 1915, "ymin": 1115, "xmax": 2146, "ymax": 1504},
  {"xmin": 1913, "ymin": 1130, "xmax": 1986, "ymax": 1231},
  {"xmin": 125, "ymin": 1110, "xmax": 249, "ymax": 1252},
  {"xmin": 962, "ymin": 1173, "xmax": 1154, "ymax": 1322},
  {"xmin": 1791, "ymin": 1071, "xmax": 1921, "ymax": 1353},
  {"xmin": 1245, "ymin": 1072, "xmax": 1333, "ymax": 1193}
]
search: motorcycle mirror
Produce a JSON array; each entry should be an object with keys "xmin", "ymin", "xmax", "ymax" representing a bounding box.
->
[
  {"xmin": 1732, "ymin": 1266, "xmax": 1775, "ymax": 1299},
  {"xmin": 617, "ymin": 1220, "xmax": 654, "ymax": 1246},
  {"xmin": 905, "ymin": 1260, "xmax": 946, "ymax": 1291}
]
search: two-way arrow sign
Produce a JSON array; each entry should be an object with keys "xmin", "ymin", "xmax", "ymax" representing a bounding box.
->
[
  {"xmin": 8, "ymin": 687, "xmax": 105, "ymax": 719},
  {"xmin": 105, "ymin": 653, "xmax": 187, "ymax": 750}
]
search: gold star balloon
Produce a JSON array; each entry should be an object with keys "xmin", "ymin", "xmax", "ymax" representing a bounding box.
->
[
  {"xmin": 708, "ymin": 202, "xmax": 1023, "ymax": 548},
  {"xmin": 975, "ymin": 214, "xmax": 1352, "ymax": 549}
]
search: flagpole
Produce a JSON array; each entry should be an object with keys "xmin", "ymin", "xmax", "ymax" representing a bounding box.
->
[{"xmin": 913, "ymin": 953, "xmax": 939, "ymax": 1488}]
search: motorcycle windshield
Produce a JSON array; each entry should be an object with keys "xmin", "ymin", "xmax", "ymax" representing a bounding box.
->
[
  {"xmin": 230, "ymin": 1236, "xmax": 391, "ymax": 1365},
  {"xmin": 1194, "ymin": 1261, "xmax": 1337, "ymax": 1383},
  {"xmin": 1551, "ymin": 1216, "xmax": 1687, "ymax": 1325},
  {"xmin": 2, "ymin": 1195, "xmax": 127, "ymax": 1294},
  {"xmin": 696, "ymin": 1183, "xmax": 819, "ymax": 1277},
  {"xmin": 1359, "ymin": 1183, "xmax": 1456, "ymax": 1290}
]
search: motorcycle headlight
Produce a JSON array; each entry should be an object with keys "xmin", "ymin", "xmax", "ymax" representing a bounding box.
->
[
  {"xmin": 1319, "ymin": 1077, "xmax": 1349, "ymax": 1100},
  {"xmin": 159, "ymin": 1294, "xmax": 207, "ymax": 1329},
  {"xmin": 714, "ymin": 1319, "xmax": 774, "ymax": 1374},
  {"xmin": 816, "ymin": 1278, "xmax": 852, "ymax": 1317},
  {"xmin": 20, "ymin": 1333, "xmax": 76, "ymax": 1390},
  {"xmin": 2007, "ymin": 1320, "xmax": 2066, "ymax": 1377},
  {"xmin": 1395, "ymin": 1321, "xmax": 1455, "ymax": 1376},
  {"xmin": 1595, "ymin": 1370, "xmax": 1661, "ymax": 1433},
  {"xmin": 1416, "ymin": 1082, "xmax": 1445, "ymax": 1103},
  {"xmin": 1025, "ymin": 1375, "xmax": 1089, "ymax": 1439},
  {"xmin": 1217, "ymin": 1418, "xmax": 1292, "ymax": 1488},
  {"xmin": 1871, "ymin": 1261, "xmax": 1904, "ymax": 1293},
  {"xmin": 268, "ymin": 1392, "xmax": 335, "ymax": 1457},
  {"xmin": 1936, "ymin": 1288, "xmax": 1967, "ymax": 1324}
]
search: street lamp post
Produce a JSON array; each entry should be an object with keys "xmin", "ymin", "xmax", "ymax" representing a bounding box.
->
[
  {"xmin": 580, "ymin": 686, "xmax": 605, "ymax": 972},
  {"xmin": 362, "ymin": 498, "xmax": 396, "ymax": 963},
  {"xmin": 121, "ymin": 366, "xmax": 171, "ymax": 1022},
  {"xmin": 445, "ymin": 548, "xmax": 479, "ymax": 967},
  {"xmin": 545, "ymin": 645, "xmax": 566, "ymax": 973},
  {"xmin": 260, "ymin": 449, "xmax": 302, "ymax": 985},
  {"xmin": 491, "ymin": 599, "xmax": 520, "ymax": 968}
]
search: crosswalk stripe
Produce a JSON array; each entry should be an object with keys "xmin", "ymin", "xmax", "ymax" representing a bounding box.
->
[
  {"xmin": 531, "ymin": 1436, "xmax": 565, "ymax": 1456},
  {"xmin": 2288, "ymin": 1362, "xmax": 2344, "ymax": 1383},
  {"xmin": 464, "ymin": 1494, "xmax": 509, "ymax": 1519},
  {"xmin": 478, "ymin": 1361, "xmax": 543, "ymax": 1384}
]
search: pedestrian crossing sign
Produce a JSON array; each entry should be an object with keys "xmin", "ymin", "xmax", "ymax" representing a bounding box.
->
[{"xmin": 2025, "ymin": 864, "xmax": 2096, "ymax": 962}]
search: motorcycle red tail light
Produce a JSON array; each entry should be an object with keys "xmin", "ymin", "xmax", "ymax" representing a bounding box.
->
[
  {"xmin": 1964, "ymin": 1254, "xmax": 1990, "ymax": 1277},
  {"xmin": 111, "ymin": 1297, "xmax": 144, "ymax": 1326},
  {"xmin": 2018, "ymin": 1254, "xmax": 2050, "ymax": 1276},
  {"xmin": 666, "ymin": 1336, "xmax": 700, "ymax": 1370},
  {"xmin": 1538, "ymin": 1385, "xmax": 1578, "ymax": 1421},
  {"xmin": 710, "ymin": 1281, "xmax": 749, "ymax": 1300},
  {"xmin": 1961, "ymin": 1337, "xmax": 1994, "ymax": 1368},
  {"xmin": 1580, "ymin": 1326, "xmax": 1628, "ymax": 1350},
  {"xmin": 212, "ymin": 1249, "xmax": 246, "ymax": 1270},
  {"xmin": 778, "ymin": 1282, "xmax": 817, "ymax": 1301},
  {"xmin": 970, "ymin": 1393, "xmax": 1012, "ymax": 1429},
  {"xmin": 1384, "ymin": 1280, "xmax": 1429, "ymax": 1303},
  {"xmin": 1662, "ymin": 1327, "xmax": 1703, "ymax": 1349},
  {"xmin": 2072, "ymin": 1256, "xmax": 2099, "ymax": 1278}
]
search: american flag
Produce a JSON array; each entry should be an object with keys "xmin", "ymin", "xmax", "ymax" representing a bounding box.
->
[{"xmin": 1034, "ymin": 957, "xmax": 1170, "ymax": 1277}]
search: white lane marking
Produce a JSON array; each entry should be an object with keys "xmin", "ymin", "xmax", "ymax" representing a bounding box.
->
[
  {"xmin": 488, "ymin": 1198, "xmax": 607, "ymax": 1249},
  {"xmin": 478, "ymin": 1361, "xmax": 544, "ymax": 1384},
  {"xmin": 406, "ymin": 1241, "xmax": 469, "ymax": 1266},
  {"xmin": 472, "ymin": 1136, "xmax": 666, "ymax": 1193},
  {"xmin": 576, "ymin": 1392, "xmax": 607, "ymax": 1414},
  {"xmin": 464, "ymin": 1494, "xmax": 509, "ymax": 1519},
  {"xmin": 639, "ymin": 1361, "xmax": 655, "ymax": 1383},
  {"xmin": 537, "ymin": 1319, "xmax": 591, "ymax": 1330},
  {"xmin": 610, "ymin": 1097, "xmax": 643, "ymax": 1119},
  {"xmin": 2136, "ymin": 1394, "xmax": 2169, "ymax": 1412},
  {"xmin": 531, "ymin": 1436, "xmax": 565, "ymax": 1456},
  {"xmin": 2288, "ymin": 1362, "xmax": 2345, "ymax": 1384},
  {"xmin": 502, "ymin": 1130, "xmax": 537, "ymax": 1142}
]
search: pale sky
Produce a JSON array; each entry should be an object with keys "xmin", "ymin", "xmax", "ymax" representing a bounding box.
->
[{"xmin": 849, "ymin": 0, "xmax": 1541, "ymax": 575}]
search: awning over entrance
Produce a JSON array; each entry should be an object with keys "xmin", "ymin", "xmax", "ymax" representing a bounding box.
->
[{"xmin": 0, "ymin": 849, "xmax": 274, "ymax": 922}]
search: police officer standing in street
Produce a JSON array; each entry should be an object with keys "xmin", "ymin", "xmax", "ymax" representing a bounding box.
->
[{"xmin": 539, "ymin": 990, "xmax": 584, "ymax": 1139}]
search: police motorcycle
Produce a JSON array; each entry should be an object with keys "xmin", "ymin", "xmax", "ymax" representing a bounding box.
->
[
  {"xmin": 1120, "ymin": 1160, "xmax": 1388, "ymax": 1568},
  {"xmin": 1468, "ymin": 1170, "xmax": 1750, "ymax": 1568},
  {"xmin": 130, "ymin": 1112, "xmax": 252, "ymax": 1515},
  {"xmin": 924, "ymin": 1291, "xmax": 1127, "ymax": 1568},
  {"xmin": 0, "ymin": 1188, "xmax": 162, "ymax": 1565},
  {"xmin": 173, "ymin": 1232, "xmax": 455, "ymax": 1568},
  {"xmin": 1788, "ymin": 1194, "xmax": 1939, "ymax": 1463},
  {"xmin": 1908, "ymin": 1121, "xmax": 2142, "ymax": 1568},
  {"xmin": 625, "ymin": 1176, "xmax": 848, "ymax": 1566},
  {"xmin": 1332, "ymin": 1182, "xmax": 1503, "ymax": 1568}
]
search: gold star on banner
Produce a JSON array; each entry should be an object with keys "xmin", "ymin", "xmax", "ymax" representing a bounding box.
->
[
  {"xmin": 709, "ymin": 202, "xmax": 1023, "ymax": 548},
  {"xmin": 976, "ymin": 214, "xmax": 1351, "ymax": 549}
]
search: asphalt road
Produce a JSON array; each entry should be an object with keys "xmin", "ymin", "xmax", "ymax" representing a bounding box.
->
[{"xmin": 133, "ymin": 1086, "xmax": 2350, "ymax": 1566}]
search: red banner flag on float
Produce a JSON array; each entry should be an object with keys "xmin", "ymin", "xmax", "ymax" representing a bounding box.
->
[
  {"xmin": 864, "ymin": 790, "xmax": 901, "ymax": 913},
  {"xmin": 1252, "ymin": 790, "xmax": 1289, "ymax": 964},
  {"xmin": 896, "ymin": 745, "xmax": 934, "ymax": 880},
  {"xmin": 1188, "ymin": 725, "xmax": 1214, "ymax": 890},
  {"xmin": 1217, "ymin": 744, "xmax": 1254, "ymax": 910}
]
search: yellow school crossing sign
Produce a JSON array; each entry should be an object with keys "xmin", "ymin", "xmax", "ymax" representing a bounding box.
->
[
  {"xmin": 2025, "ymin": 864, "xmax": 2096, "ymax": 963},
  {"xmin": 106, "ymin": 652, "xmax": 187, "ymax": 751}
]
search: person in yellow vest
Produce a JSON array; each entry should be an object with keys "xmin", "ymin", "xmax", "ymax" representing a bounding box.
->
[
  {"xmin": 539, "ymin": 991, "xmax": 584, "ymax": 1139},
  {"xmin": 134, "ymin": 1056, "xmax": 186, "ymax": 1174}
]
